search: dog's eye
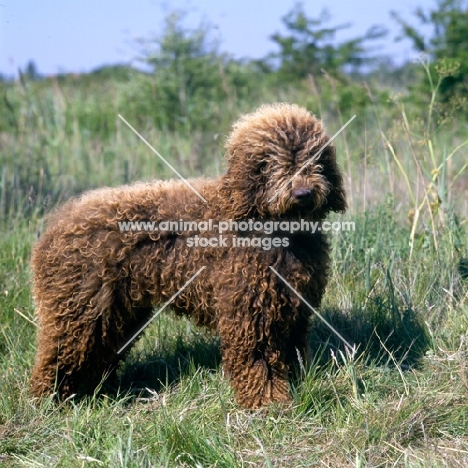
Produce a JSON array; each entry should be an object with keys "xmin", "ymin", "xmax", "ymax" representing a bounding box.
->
[{"xmin": 259, "ymin": 162, "xmax": 268, "ymax": 174}]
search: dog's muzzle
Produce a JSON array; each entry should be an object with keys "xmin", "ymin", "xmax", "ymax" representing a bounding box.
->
[{"xmin": 292, "ymin": 188, "xmax": 313, "ymax": 204}]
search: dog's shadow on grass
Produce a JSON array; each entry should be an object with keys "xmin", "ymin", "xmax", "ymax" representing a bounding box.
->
[
  {"xmin": 308, "ymin": 299, "xmax": 430, "ymax": 368},
  {"xmin": 116, "ymin": 326, "xmax": 222, "ymax": 398},
  {"xmin": 113, "ymin": 298, "xmax": 429, "ymax": 398}
]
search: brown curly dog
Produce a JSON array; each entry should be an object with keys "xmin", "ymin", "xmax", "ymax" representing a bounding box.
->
[{"xmin": 30, "ymin": 103, "xmax": 346, "ymax": 408}]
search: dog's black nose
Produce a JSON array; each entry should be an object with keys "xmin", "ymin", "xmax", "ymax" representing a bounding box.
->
[{"xmin": 293, "ymin": 188, "xmax": 312, "ymax": 202}]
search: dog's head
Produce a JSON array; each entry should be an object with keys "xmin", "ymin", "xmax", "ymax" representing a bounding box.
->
[{"xmin": 220, "ymin": 103, "xmax": 347, "ymax": 219}]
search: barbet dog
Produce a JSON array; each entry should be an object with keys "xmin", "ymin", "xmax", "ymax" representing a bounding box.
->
[{"xmin": 30, "ymin": 103, "xmax": 346, "ymax": 408}]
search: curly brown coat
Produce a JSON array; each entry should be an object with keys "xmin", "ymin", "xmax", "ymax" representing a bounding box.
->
[{"xmin": 30, "ymin": 103, "xmax": 346, "ymax": 409}]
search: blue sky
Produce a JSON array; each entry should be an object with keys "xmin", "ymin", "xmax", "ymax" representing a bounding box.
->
[{"xmin": 1, "ymin": 0, "xmax": 436, "ymax": 76}]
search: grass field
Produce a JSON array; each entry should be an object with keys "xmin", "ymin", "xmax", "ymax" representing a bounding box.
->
[{"xmin": 0, "ymin": 70, "xmax": 467, "ymax": 466}]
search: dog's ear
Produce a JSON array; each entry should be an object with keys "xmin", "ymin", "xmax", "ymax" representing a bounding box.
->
[
  {"xmin": 322, "ymin": 147, "xmax": 347, "ymax": 214},
  {"xmin": 327, "ymin": 180, "xmax": 347, "ymax": 213},
  {"xmin": 218, "ymin": 162, "xmax": 264, "ymax": 218}
]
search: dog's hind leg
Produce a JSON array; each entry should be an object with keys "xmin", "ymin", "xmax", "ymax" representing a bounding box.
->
[
  {"xmin": 30, "ymin": 306, "xmax": 118, "ymax": 398},
  {"xmin": 30, "ymin": 280, "xmax": 152, "ymax": 399}
]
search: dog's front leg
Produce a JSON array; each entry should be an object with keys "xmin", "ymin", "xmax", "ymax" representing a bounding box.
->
[{"xmin": 217, "ymin": 310, "xmax": 292, "ymax": 409}]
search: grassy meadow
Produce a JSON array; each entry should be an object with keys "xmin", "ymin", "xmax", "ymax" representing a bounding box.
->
[{"xmin": 0, "ymin": 60, "xmax": 467, "ymax": 467}]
